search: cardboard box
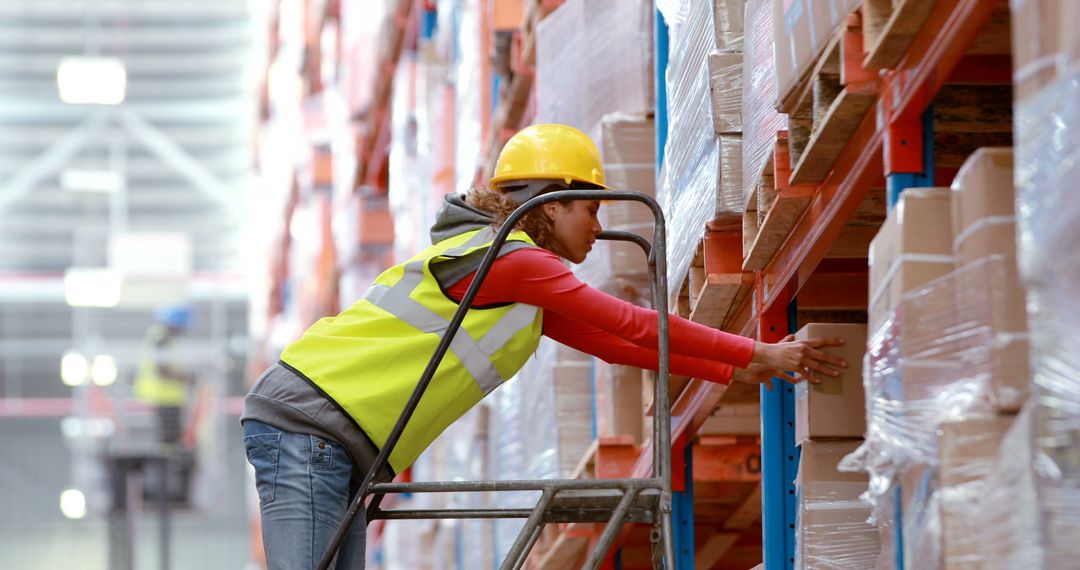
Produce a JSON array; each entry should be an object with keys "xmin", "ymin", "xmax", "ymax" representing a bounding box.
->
[
  {"xmin": 951, "ymin": 148, "xmax": 1017, "ymax": 267},
  {"xmin": 797, "ymin": 440, "xmax": 880, "ymax": 569},
  {"xmin": 708, "ymin": 51, "xmax": 743, "ymax": 134},
  {"xmin": 599, "ymin": 113, "xmax": 656, "ymax": 278},
  {"xmin": 712, "ymin": 0, "xmax": 745, "ymax": 50},
  {"xmin": 939, "ymin": 416, "xmax": 1014, "ymax": 569},
  {"xmin": 772, "ymin": 0, "xmax": 860, "ymax": 105},
  {"xmin": 716, "ymin": 134, "xmax": 744, "ymax": 212},
  {"xmin": 897, "ymin": 256, "xmax": 1029, "ymax": 413},
  {"xmin": 900, "ymin": 461, "xmax": 940, "ymax": 569},
  {"xmin": 794, "ymin": 323, "xmax": 868, "ymax": 443},
  {"xmin": 1010, "ymin": 0, "xmax": 1075, "ymax": 101},
  {"xmin": 552, "ymin": 360, "xmax": 595, "ymax": 478},
  {"xmin": 868, "ymin": 188, "xmax": 954, "ymax": 333}
]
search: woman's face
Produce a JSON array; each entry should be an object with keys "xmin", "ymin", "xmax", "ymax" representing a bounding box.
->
[{"xmin": 544, "ymin": 199, "xmax": 602, "ymax": 263}]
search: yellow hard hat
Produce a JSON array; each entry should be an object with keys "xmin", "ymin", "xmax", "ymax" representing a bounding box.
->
[{"xmin": 490, "ymin": 124, "xmax": 609, "ymax": 189}]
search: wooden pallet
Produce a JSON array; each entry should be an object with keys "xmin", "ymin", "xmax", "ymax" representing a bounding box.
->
[
  {"xmin": 862, "ymin": 0, "xmax": 941, "ymax": 68},
  {"xmin": 741, "ymin": 132, "xmax": 816, "ymax": 272},
  {"xmin": 783, "ymin": 14, "xmax": 878, "ymax": 186},
  {"xmin": 689, "ymin": 231, "xmax": 754, "ymax": 331}
]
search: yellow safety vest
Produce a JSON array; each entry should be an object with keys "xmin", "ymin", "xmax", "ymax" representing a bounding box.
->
[
  {"xmin": 281, "ymin": 227, "xmax": 544, "ymax": 472},
  {"xmin": 134, "ymin": 325, "xmax": 189, "ymax": 407}
]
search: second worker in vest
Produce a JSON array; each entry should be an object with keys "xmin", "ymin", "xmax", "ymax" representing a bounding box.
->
[{"xmin": 241, "ymin": 124, "xmax": 848, "ymax": 570}]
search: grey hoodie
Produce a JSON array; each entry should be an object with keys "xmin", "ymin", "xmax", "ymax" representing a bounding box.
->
[{"xmin": 427, "ymin": 192, "xmax": 536, "ymax": 287}]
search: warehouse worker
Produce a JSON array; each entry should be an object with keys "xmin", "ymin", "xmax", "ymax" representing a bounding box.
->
[
  {"xmin": 136, "ymin": 304, "xmax": 195, "ymax": 449},
  {"xmin": 241, "ymin": 124, "xmax": 847, "ymax": 569}
]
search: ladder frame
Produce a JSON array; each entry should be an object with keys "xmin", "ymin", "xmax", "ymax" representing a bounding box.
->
[{"xmin": 316, "ymin": 190, "xmax": 676, "ymax": 570}]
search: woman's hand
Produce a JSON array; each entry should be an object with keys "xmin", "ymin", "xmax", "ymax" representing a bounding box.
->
[
  {"xmin": 749, "ymin": 334, "xmax": 848, "ymax": 383},
  {"xmin": 730, "ymin": 363, "xmax": 799, "ymax": 391}
]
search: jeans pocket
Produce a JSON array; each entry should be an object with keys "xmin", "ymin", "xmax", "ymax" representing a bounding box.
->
[
  {"xmin": 309, "ymin": 436, "xmax": 343, "ymax": 472},
  {"xmin": 244, "ymin": 432, "xmax": 280, "ymax": 504}
]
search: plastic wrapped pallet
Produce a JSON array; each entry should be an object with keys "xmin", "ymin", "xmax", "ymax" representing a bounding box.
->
[
  {"xmin": 854, "ymin": 256, "xmax": 1030, "ymax": 480},
  {"xmin": 657, "ymin": 0, "xmax": 745, "ymax": 297},
  {"xmin": 900, "ymin": 462, "xmax": 942, "ymax": 570},
  {"xmin": 452, "ymin": 0, "xmax": 483, "ymax": 190},
  {"xmin": 937, "ymin": 416, "xmax": 1014, "ymax": 569},
  {"xmin": 1014, "ymin": 63, "xmax": 1080, "ymax": 568},
  {"xmin": 535, "ymin": 0, "xmax": 653, "ymax": 141},
  {"xmin": 795, "ymin": 440, "xmax": 880, "ymax": 569},
  {"xmin": 741, "ymin": 0, "xmax": 787, "ymax": 208},
  {"xmin": 771, "ymin": 0, "xmax": 860, "ymax": 106},
  {"xmin": 708, "ymin": 50, "xmax": 743, "ymax": 134},
  {"xmin": 1010, "ymin": 0, "xmax": 1080, "ymax": 102},
  {"xmin": 973, "ymin": 405, "xmax": 1043, "ymax": 569},
  {"xmin": 711, "ymin": 0, "xmax": 745, "ymax": 50},
  {"xmin": 488, "ymin": 375, "xmax": 534, "ymax": 564},
  {"xmin": 573, "ymin": 113, "xmax": 655, "ymax": 302}
]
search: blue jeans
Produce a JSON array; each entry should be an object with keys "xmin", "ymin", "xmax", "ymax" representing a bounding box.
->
[{"xmin": 243, "ymin": 420, "xmax": 366, "ymax": 569}]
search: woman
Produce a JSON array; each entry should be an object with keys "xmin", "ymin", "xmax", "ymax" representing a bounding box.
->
[{"xmin": 242, "ymin": 124, "xmax": 846, "ymax": 569}]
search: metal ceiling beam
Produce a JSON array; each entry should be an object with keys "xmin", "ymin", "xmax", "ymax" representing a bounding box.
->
[
  {"xmin": 119, "ymin": 109, "xmax": 245, "ymax": 220},
  {"xmin": 0, "ymin": 52, "xmax": 250, "ymax": 73},
  {"xmin": 0, "ymin": 2, "xmax": 251, "ymax": 18},
  {"xmin": 0, "ymin": 26, "xmax": 251, "ymax": 48},
  {"xmin": 0, "ymin": 110, "xmax": 106, "ymax": 215},
  {"xmin": 0, "ymin": 98, "xmax": 253, "ymax": 122},
  {"xmin": 0, "ymin": 273, "xmax": 250, "ymax": 303}
]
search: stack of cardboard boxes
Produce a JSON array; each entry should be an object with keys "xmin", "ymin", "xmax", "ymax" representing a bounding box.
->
[
  {"xmin": 849, "ymin": 147, "xmax": 1030, "ymax": 567},
  {"xmin": 792, "ymin": 323, "xmax": 880, "ymax": 568},
  {"xmin": 659, "ymin": 0, "xmax": 747, "ymax": 291},
  {"xmin": 1001, "ymin": 0, "xmax": 1080, "ymax": 565}
]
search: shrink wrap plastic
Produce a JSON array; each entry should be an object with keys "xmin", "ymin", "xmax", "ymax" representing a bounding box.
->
[
  {"xmin": 845, "ymin": 256, "xmax": 1030, "ymax": 492},
  {"xmin": 794, "ymin": 481, "xmax": 880, "ymax": 570},
  {"xmin": 741, "ymin": 0, "xmax": 787, "ymax": 207},
  {"xmin": 938, "ymin": 416, "xmax": 1017, "ymax": 569},
  {"xmin": 971, "ymin": 405, "xmax": 1043, "ymax": 569},
  {"xmin": 657, "ymin": 0, "xmax": 745, "ymax": 296},
  {"xmin": 534, "ymin": 0, "xmax": 652, "ymax": 140},
  {"xmin": 1014, "ymin": 66, "xmax": 1080, "ymax": 568},
  {"xmin": 841, "ymin": 256, "xmax": 1032, "ymax": 569}
]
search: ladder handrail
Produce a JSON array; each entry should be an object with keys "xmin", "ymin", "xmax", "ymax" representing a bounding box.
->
[{"xmin": 316, "ymin": 190, "xmax": 674, "ymax": 570}]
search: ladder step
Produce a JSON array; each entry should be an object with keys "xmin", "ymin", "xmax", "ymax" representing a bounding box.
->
[{"xmin": 542, "ymin": 488, "xmax": 659, "ymax": 524}]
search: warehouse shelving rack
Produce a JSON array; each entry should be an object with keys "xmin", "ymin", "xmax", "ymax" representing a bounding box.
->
[{"xmin": 662, "ymin": 1, "xmax": 1006, "ymax": 568}]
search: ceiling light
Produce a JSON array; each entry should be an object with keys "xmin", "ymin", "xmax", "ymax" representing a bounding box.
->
[
  {"xmin": 91, "ymin": 355, "xmax": 117, "ymax": 386},
  {"xmin": 60, "ymin": 352, "xmax": 88, "ymax": 387},
  {"xmin": 57, "ymin": 56, "xmax": 127, "ymax": 105},
  {"xmin": 63, "ymin": 268, "xmax": 122, "ymax": 308},
  {"xmin": 60, "ymin": 169, "xmax": 123, "ymax": 193},
  {"xmin": 60, "ymin": 489, "xmax": 87, "ymax": 519}
]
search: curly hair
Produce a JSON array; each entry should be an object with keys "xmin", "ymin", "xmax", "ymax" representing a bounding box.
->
[{"xmin": 463, "ymin": 186, "xmax": 560, "ymax": 251}]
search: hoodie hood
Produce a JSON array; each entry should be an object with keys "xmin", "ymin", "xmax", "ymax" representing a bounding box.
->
[
  {"xmin": 426, "ymin": 192, "xmax": 537, "ymax": 288},
  {"xmin": 430, "ymin": 192, "xmax": 496, "ymax": 245}
]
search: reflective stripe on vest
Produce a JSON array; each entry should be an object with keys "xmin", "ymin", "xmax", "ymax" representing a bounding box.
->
[{"xmin": 279, "ymin": 227, "xmax": 544, "ymax": 473}]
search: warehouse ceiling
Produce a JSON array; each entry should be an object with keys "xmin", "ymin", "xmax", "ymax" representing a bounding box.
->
[{"xmin": 0, "ymin": 0, "xmax": 261, "ymax": 401}]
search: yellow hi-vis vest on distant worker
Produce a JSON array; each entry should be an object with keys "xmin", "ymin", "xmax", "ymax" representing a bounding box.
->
[
  {"xmin": 280, "ymin": 227, "xmax": 544, "ymax": 473},
  {"xmin": 134, "ymin": 325, "xmax": 189, "ymax": 407}
]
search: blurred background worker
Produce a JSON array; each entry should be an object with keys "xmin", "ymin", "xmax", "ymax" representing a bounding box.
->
[{"xmin": 136, "ymin": 305, "xmax": 196, "ymax": 451}]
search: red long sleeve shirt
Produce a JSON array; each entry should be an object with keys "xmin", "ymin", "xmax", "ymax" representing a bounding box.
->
[{"xmin": 445, "ymin": 247, "xmax": 755, "ymax": 383}]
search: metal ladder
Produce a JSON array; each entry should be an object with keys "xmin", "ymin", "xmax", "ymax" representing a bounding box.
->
[{"xmin": 316, "ymin": 190, "xmax": 677, "ymax": 570}]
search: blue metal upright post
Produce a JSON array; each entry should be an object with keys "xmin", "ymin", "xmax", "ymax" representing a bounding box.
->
[
  {"xmin": 883, "ymin": 104, "xmax": 934, "ymax": 570},
  {"xmin": 760, "ymin": 298, "xmax": 799, "ymax": 569},
  {"xmin": 672, "ymin": 443, "xmax": 695, "ymax": 568},
  {"xmin": 654, "ymin": 6, "xmax": 669, "ymax": 171}
]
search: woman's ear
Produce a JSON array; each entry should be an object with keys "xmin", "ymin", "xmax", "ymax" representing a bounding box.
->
[{"xmin": 542, "ymin": 202, "xmax": 560, "ymax": 221}]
